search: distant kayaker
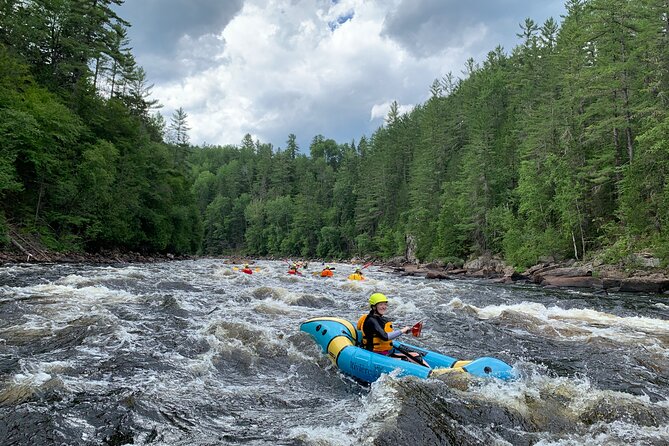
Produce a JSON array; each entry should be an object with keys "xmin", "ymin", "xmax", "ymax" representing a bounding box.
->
[
  {"xmin": 320, "ymin": 265, "xmax": 333, "ymax": 277},
  {"xmin": 357, "ymin": 293, "xmax": 426, "ymax": 365},
  {"xmin": 348, "ymin": 268, "xmax": 364, "ymax": 281}
]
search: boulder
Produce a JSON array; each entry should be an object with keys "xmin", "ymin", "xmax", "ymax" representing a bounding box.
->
[
  {"xmin": 619, "ymin": 277, "xmax": 669, "ymax": 294},
  {"xmin": 425, "ymin": 271, "xmax": 450, "ymax": 280},
  {"xmin": 532, "ymin": 266, "xmax": 592, "ymax": 284},
  {"xmin": 541, "ymin": 276, "xmax": 602, "ymax": 289},
  {"xmin": 504, "ymin": 270, "xmax": 527, "ymax": 281},
  {"xmin": 449, "ymin": 268, "xmax": 468, "ymax": 275},
  {"xmin": 525, "ymin": 263, "xmax": 552, "ymax": 276},
  {"xmin": 386, "ymin": 256, "xmax": 407, "ymax": 267},
  {"xmin": 602, "ymin": 278, "xmax": 622, "ymax": 290},
  {"xmin": 424, "ymin": 260, "xmax": 446, "ymax": 269},
  {"xmin": 628, "ymin": 252, "xmax": 661, "ymax": 268}
]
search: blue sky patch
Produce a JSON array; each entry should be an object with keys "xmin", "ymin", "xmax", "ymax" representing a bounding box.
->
[{"xmin": 328, "ymin": 10, "xmax": 354, "ymax": 31}]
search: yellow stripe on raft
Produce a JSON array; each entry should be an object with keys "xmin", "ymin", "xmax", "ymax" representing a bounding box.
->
[
  {"xmin": 452, "ymin": 360, "xmax": 472, "ymax": 368},
  {"xmin": 327, "ymin": 336, "xmax": 353, "ymax": 364},
  {"xmin": 430, "ymin": 367, "xmax": 466, "ymax": 377},
  {"xmin": 428, "ymin": 360, "xmax": 472, "ymax": 377}
]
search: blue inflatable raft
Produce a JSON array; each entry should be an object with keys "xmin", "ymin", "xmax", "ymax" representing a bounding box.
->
[{"xmin": 300, "ymin": 317, "xmax": 515, "ymax": 383}]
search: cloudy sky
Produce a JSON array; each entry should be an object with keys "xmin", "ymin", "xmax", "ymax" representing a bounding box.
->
[{"xmin": 117, "ymin": 0, "xmax": 566, "ymax": 151}]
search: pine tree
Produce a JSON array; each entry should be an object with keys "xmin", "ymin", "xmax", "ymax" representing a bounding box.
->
[{"xmin": 168, "ymin": 107, "xmax": 190, "ymax": 146}]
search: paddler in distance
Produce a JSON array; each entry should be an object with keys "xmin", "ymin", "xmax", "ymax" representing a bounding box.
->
[{"xmin": 348, "ymin": 267, "xmax": 365, "ymax": 281}]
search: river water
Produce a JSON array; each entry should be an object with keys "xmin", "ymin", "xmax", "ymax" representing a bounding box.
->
[{"xmin": 0, "ymin": 259, "xmax": 667, "ymax": 445}]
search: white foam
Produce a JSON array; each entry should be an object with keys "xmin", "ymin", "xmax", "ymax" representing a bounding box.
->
[
  {"xmin": 533, "ymin": 419, "xmax": 669, "ymax": 445},
  {"xmin": 459, "ymin": 300, "xmax": 669, "ymax": 350},
  {"xmin": 288, "ymin": 425, "xmax": 356, "ymax": 446},
  {"xmin": 12, "ymin": 371, "xmax": 52, "ymax": 386},
  {"xmin": 347, "ymin": 372, "xmax": 405, "ymax": 443}
]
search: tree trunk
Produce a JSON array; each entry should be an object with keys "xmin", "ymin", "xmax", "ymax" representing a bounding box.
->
[{"xmin": 34, "ymin": 180, "xmax": 44, "ymax": 224}]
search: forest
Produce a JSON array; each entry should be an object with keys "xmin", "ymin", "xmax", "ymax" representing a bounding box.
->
[{"xmin": 1, "ymin": 0, "xmax": 668, "ymax": 269}]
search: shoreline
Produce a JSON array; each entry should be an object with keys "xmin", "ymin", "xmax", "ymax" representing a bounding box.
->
[{"xmin": 3, "ymin": 250, "xmax": 668, "ymax": 295}]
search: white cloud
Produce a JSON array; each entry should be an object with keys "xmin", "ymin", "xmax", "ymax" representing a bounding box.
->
[
  {"xmin": 121, "ymin": 0, "xmax": 566, "ymax": 150},
  {"xmin": 369, "ymin": 101, "xmax": 415, "ymax": 121}
]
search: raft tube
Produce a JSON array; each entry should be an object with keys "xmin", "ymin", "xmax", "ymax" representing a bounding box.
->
[{"xmin": 300, "ymin": 317, "xmax": 515, "ymax": 383}]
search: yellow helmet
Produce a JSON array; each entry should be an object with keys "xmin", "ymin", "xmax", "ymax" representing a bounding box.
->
[{"xmin": 369, "ymin": 293, "xmax": 388, "ymax": 307}]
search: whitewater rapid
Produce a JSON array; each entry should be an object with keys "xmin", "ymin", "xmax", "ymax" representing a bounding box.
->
[{"xmin": 0, "ymin": 260, "xmax": 667, "ymax": 445}]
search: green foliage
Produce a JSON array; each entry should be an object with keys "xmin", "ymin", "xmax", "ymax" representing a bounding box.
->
[
  {"xmin": 0, "ymin": 12, "xmax": 200, "ymax": 254},
  {"xmin": 4, "ymin": 0, "xmax": 669, "ymax": 267},
  {"xmin": 374, "ymin": 225, "xmax": 404, "ymax": 258}
]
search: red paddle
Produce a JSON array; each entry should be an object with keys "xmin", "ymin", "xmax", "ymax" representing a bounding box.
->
[{"xmin": 411, "ymin": 321, "xmax": 423, "ymax": 337}]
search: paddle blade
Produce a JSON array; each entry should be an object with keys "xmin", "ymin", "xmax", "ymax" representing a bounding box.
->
[
  {"xmin": 411, "ymin": 321, "xmax": 423, "ymax": 337},
  {"xmin": 362, "ymin": 261, "xmax": 373, "ymax": 269},
  {"xmin": 232, "ymin": 267, "xmax": 239, "ymax": 271}
]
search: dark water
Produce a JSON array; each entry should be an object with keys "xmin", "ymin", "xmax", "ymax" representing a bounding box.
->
[{"xmin": 0, "ymin": 260, "xmax": 667, "ymax": 445}]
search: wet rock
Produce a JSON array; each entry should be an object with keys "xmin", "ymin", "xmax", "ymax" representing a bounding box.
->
[
  {"xmin": 532, "ymin": 266, "xmax": 591, "ymax": 285},
  {"xmin": 540, "ymin": 276, "xmax": 603, "ymax": 289},
  {"xmin": 423, "ymin": 260, "xmax": 447, "ymax": 270},
  {"xmin": 619, "ymin": 276, "xmax": 669, "ymax": 293},
  {"xmin": 425, "ymin": 271, "xmax": 450, "ymax": 280},
  {"xmin": 541, "ymin": 266, "xmax": 593, "ymax": 277},
  {"xmin": 468, "ymin": 269, "xmax": 490, "ymax": 278},
  {"xmin": 463, "ymin": 255, "xmax": 509, "ymax": 274},
  {"xmin": 601, "ymin": 278, "xmax": 621, "ymax": 290},
  {"xmin": 449, "ymin": 268, "xmax": 468, "ymax": 275},
  {"xmin": 386, "ymin": 256, "xmax": 409, "ymax": 267}
]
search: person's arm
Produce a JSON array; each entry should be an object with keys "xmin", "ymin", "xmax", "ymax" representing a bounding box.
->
[
  {"xmin": 367, "ymin": 318, "xmax": 410, "ymax": 340},
  {"xmin": 389, "ymin": 326, "xmax": 412, "ymax": 339}
]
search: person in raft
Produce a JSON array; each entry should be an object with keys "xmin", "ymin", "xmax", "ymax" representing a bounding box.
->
[
  {"xmin": 357, "ymin": 293, "xmax": 427, "ymax": 366},
  {"xmin": 320, "ymin": 265, "xmax": 333, "ymax": 277},
  {"xmin": 241, "ymin": 264, "xmax": 253, "ymax": 274},
  {"xmin": 348, "ymin": 267, "xmax": 364, "ymax": 281},
  {"xmin": 288, "ymin": 264, "xmax": 301, "ymax": 275}
]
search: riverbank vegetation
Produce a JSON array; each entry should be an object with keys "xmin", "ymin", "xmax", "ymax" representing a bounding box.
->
[{"xmin": 2, "ymin": 0, "xmax": 669, "ymax": 269}]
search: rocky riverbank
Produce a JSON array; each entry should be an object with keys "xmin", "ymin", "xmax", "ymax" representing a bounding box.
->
[
  {"xmin": 4, "ymin": 244, "xmax": 668, "ymax": 295},
  {"xmin": 389, "ymin": 255, "xmax": 669, "ymax": 295}
]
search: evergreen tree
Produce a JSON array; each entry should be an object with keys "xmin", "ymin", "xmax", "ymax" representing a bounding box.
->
[{"xmin": 168, "ymin": 107, "xmax": 190, "ymax": 146}]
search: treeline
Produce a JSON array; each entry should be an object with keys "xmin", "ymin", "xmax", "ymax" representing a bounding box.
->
[
  {"xmin": 191, "ymin": 0, "xmax": 669, "ymax": 266},
  {"xmin": 2, "ymin": 0, "xmax": 669, "ymax": 267},
  {"xmin": 0, "ymin": 0, "xmax": 200, "ymax": 253}
]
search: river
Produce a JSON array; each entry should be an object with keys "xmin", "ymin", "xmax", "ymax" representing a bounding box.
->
[{"xmin": 0, "ymin": 259, "xmax": 667, "ymax": 445}]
